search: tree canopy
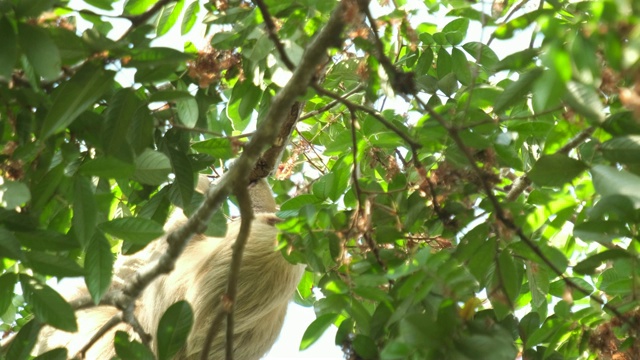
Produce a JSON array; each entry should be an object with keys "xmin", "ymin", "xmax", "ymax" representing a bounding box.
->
[{"xmin": 1, "ymin": 0, "xmax": 640, "ymax": 359}]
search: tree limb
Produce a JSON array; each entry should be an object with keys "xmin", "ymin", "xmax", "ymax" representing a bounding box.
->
[{"xmin": 97, "ymin": 0, "xmax": 350, "ymax": 353}]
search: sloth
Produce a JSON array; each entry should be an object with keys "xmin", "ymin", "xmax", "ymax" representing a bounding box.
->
[{"xmin": 32, "ymin": 177, "xmax": 305, "ymax": 359}]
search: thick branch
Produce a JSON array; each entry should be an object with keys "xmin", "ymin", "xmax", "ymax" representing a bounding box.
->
[
  {"xmin": 97, "ymin": 0, "xmax": 349, "ymax": 352},
  {"xmin": 249, "ymin": 101, "xmax": 303, "ymax": 181}
]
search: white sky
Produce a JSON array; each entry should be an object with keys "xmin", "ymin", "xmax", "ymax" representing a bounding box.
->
[{"xmin": 63, "ymin": 0, "xmax": 539, "ymax": 358}]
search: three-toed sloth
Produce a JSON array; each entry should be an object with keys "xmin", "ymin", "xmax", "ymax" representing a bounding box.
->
[{"xmin": 33, "ymin": 178, "xmax": 305, "ymax": 359}]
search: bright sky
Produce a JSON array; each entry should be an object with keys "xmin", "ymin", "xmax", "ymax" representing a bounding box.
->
[{"xmin": 63, "ymin": 0, "xmax": 539, "ymax": 358}]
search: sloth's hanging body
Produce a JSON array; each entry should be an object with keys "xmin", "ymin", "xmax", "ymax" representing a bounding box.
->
[{"xmin": 33, "ymin": 179, "xmax": 305, "ymax": 360}]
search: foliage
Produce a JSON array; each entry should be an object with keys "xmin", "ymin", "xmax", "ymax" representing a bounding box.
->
[{"xmin": 1, "ymin": 0, "xmax": 640, "ymax": 359}]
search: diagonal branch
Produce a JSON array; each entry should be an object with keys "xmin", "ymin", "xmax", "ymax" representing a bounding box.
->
[
  {"xmin": 505, "ymin": 126, "xmax": 595, "ymax": 201},
  {"xmin": 200, "ymin": 182, "xmax": 254, "ymax": 360},
  {"xmin": 252, "ymin": 0, "xmax": 296, "ymax": 71},
  {"xmin": 413, "ymin": 96, "xmax": 627, "ymax": 321},
  {"xmin": 87, "ymin": 0, "xmax": 351, "ymax": 355}
]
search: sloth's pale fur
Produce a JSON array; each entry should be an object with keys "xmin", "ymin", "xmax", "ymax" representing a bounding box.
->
[{"xmin": 33, "ymin": 178, "xmax": 304, "ymax": 359}]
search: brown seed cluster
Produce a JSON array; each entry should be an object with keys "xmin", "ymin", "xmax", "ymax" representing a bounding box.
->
[
  {"xmin": 589, "ymin": 310, "xmax": 640, "ymax": 360},
  {"xmin": 187, "ymin": 48, "xmax": 242, "ymax": 88}
]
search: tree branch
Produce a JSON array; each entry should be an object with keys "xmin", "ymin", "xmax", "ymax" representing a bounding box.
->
[
  {"xmin": 252, "ymin": 0, "xmax": 296, "ymax": 71},
  {"xmin": 92, "ymin": 0, "xmax": 350, "ymax": 354},
  {"xmin": 249, "ymin": 101, "xmax": 303, "ymax": 182},
  {"xmin": 75, "ymin": 313, "xmax": 123, "ymax": 359},
  {"xmin": 505, "ymin": 126, "xmax": 595, "ymax": 201},
  {"xmin": 413, "ymin": 96, "xmax": 627, "ymax": 321},
  {"xmin": 312, "ymin": 84, "xmax": 422, "ymax": 150}
]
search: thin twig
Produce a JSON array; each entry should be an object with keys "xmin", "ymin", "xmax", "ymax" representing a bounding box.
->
[
  {"xmin": 312, "ymin": 84, "xmax": 422, "ymax": 150},
  {"xmin": 505, "ymin": 126, "xmax": 595, "ymax": 201},
  {"xmin": 251, "ymin": 0, "xmax": 296, "ymax": 70},
  {"xmin": 127, "ymin": 0, "xmax": 176, "ymax": 27},
  {"xmin": 249, "ymin": 102, "xmax": 304, "ymax": 181},
  {"xmin": 169, "ymin": 122, "xmax": 254, "ymax": 139},
  {"xmin": 75, "ymin": 313, "xmax": 123, "ymax": 359},
  {"xmin": 413, "ymin": 96, "xmax": 628, "ymax": 321},
  {"xmin": 225, "ymin": 185, "xmax": 254, "ymax": 360},
  {"xmin": 348, "ymin": 109, "xmax": 385, "ymax": 270},
  {"xmin": 117, "ymin": 0, "xmax": 348, "ymax": 309},
  {"xmin": 299, "ymin": 85, "xmax": 364, "ymax": 121}
]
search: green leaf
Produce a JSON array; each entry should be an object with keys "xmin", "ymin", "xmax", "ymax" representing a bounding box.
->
[
  {"xmin": 191, "ymin": 138, "xmax": 234, "ymax": 158},
  {"xmin": 497, "ymin": 251, "xmax": 520, "ymax": 304},
  {"xmin": 590, "ymin": 194, "xmax": 637, "ymax": 222},
  {"xmin": 436, "ymin": 47, "xmax": 452, "ymax": 79},
  {"xmin": 15, "ymin": 230, "xmax": 78, "ymax": 251},
  {"xmin": 168, "ymin": 147, "xmax": 194, "ymax": 208},
  {"xmin": 601, "ymin": 135, "xmax": 640, "ymax": 164},
  {"xmin": 129, "ymin": 107, "xmax": 155, "ymax": 154},
  {"xmin": 176, "ymin": 94, "xmax": 199, "ymax": 128},
  {"xmin": 103, "ymin": 88, "xmax": 143, "ymax": 158},
  {"xmin": 526, "ymin": 261, "xmax": 549, "ymax": 308},
  {"xmin": 33, "ymin": 348, "xmax": 68, "ymax": 360},
  {"xmin": 528, "ymin": 154, "xmax": 588, "ymax": 187},
  {"xmin": 4, "ymin": 319, "xmax": 42, "ymax": 360},
  {"xmin": 437, "ymin": 73, "xmax": 457, "ymax": 96},
  {"xmin": 156, "ymin": 0, "xmax": 185, "ymax": 37},
  {"xmin": 549, "ymin": 277, "xmax": 593, "ymax": 300},
  {"xmin": 149, "ymin": 90, "xmax": 193, "ymax": 102},
  {"xmin": 312, "ymin": 172, "xmax": 337, "ymax": 201},
  {"xmin": 114, "ymin": 331, "xmax": 155, "ymax": 360},
  {"xmin": 133, "ymin": 149, "xmax": 172, "ymax": 185},
  {"xmin": 493, "ymin": 9, "xmax": 550, "ymax": 40},
  {"xmin": 442, "ymin": 18, "xmax": 468, "ymax": 45},
  {"xmin": 300, "ymin": 313, "xmax": 339, "ymax": 350},
  {"xmin": 203, "ymin": 208, "xmax": 227, "ymax": 238},
  {"xmin": 124, "ymin": 0, "xmax": 156, "ymax": 15},
  {"xmin": 380, "ymin": 341, "xmax": 411, "ymax": 360},
  {"xmin": 85, "ymin": 232, "xmax": 113, "ymax": 303},
  {"xmin": 41, "ymin": 63, "xmax": 115, "ymax": 139},
  {"xmin": 84, "ymin": 0, "xmax": 114, "ymax": 10},
  {"xmin": 493, "ymin": 48, "xmax": 539, "ymax": 72},
  {"xmin": 573, "ymin": 220, "xmax": 629, "ymax": 243},
  {"xmin": 591, "ymin": 165, "xmax": 640, "ymax": 207},
  {"xmin": 18, "ymin": 23, "xmax": 61, "ymax": 81},
  {"xmin": 353, "ymin": 334, "xmax": 378, "ymax": 359},
  {"xmin": 72, "ymin": 176, "xmax": 97, "ymax": 248},
  {"xmin": 0, "ymin": 227, "xmax": 23, "ymax": 260},
  {"xmin": 462, "ymin": 42, "xmax": 499, "ymax": 69},
  {"xmin": 127, "ymin": 47, "xmax": 193, "ymax": 67},
  {"xmin": 493, "ymin": 67, "xmax": 543, "ymax": 113},
  {"xmin": 156, "ymin": 301, "xmax": 194, "ymax": 360},
  {"xmin": 414, "ymin": 49, "xmax": 433, "ymax": 75},
  {"xmin": 0, "ymin": 273, "xmax": 17, "ymax": 316},
  {"xmin": 451, "ymin": 47, "xmax": 471, "ymax": 86},
  {"xmin": 227, "ymin": 80, "xmax": 262, "ymax": 130},
  {"xmin": 13, "ymin": 0, "xmax": 55, "ymax": 17},
  {"xmin": 24, "ymin": 251, "xmax": 84, "ymax": 277},
  {"xmin": 0, "ymin": 16, "xmax": 17, "ymax": 80},
  {"xmin": 20, "ymin": 275, "xmax": 77, "ymax": 332},
  {"xmin": 564, "ymin": 81, "xmax": 605, "ymax": 123},
  {"xmin": 0, "ymin": 180, "xmax": 31, "ymax": 208},
  {"xmin": 49, "ymin": 28, "xmax": 90, "ymax": 66},
  {"xmin": 181, "ymin": 1, "xmax": 200, "ymax": 35},
  {"xmin": 278, "ymin": 194, "xmax": 322, "ymax": 217},
  {"xmin": 79, "ymin": 157, "xmax": 136, "ymax": 178},
  {"xmin": 98, "ymin": 217, "xmax": 164, "ymax": 245},
  {"xmin": 531, "ymin": 68, "xmax": 564, "ymax": 113},
  {"xmin": 573, "ymin": 249, "xmax": 630, "ymax": 275}
]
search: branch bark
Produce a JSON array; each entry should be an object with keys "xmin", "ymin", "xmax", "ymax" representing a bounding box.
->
[{"xmin": 89, "ymin": 0, "xmax": 350, "ymax": 355}]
